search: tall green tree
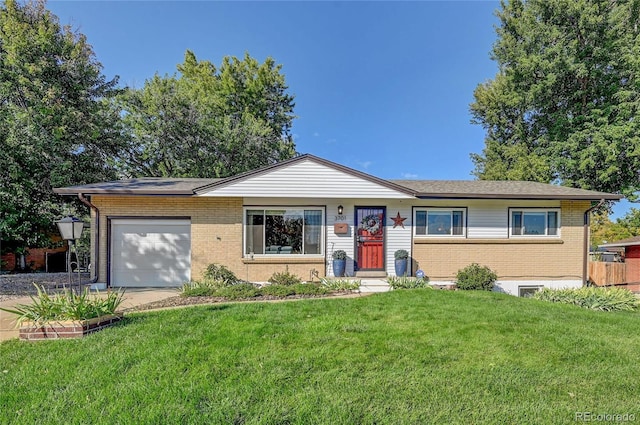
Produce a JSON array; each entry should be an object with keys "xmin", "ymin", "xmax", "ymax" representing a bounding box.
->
[
  {"xmin": 591, "ymin": 208, "xmax": 640, "ymax": 247},
  {"xmin": 0, "ymin": 0, "xmax": 125, "ymax": 250},
  {"xmin": 118, "ymin": 50, "xmax": 296, "ymax": 178},
  {"xmin": 470, "ymin": 0, "xmax": 640, "ymax": 199}
]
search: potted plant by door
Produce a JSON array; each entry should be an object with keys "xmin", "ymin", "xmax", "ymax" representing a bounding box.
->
[
  {"xmin": 332, "ymin": 250, "xmax": 347, "ymax": 277},
  {"xmin": 394, "ymin": 249, "xmax": 409, "ymax": 277}
]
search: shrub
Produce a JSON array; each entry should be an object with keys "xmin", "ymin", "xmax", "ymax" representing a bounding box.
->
[
  {"xmin": 394, "ymin": 249, "xmax": 409, "ymax": 260},
  {"xmin": 203, "ymin": 263, "xmax": 239, "ymax": 286},
  {"xmin": 268, "ymin": 270, "xmax": 303, "ymax": 286},
  {"xmin": 292, "ymin": 283, "xmax": 329, "ymax": 296},
  {"xmin": 0, "ymin": 285, "xmax": 125, "ymax": 325},
  {"xmin": 181, "ymin": 281, "xmax": 216, "ymax": 297},
  {"xmin": 455, "ymin": 263, "xmax": 497, "ymax": 291},
  {"xmin": 213, "ymin": 283, "xmax": 260, "ymax": 300},
  {"xmin": 320, "ymin": 278, "xmax": 361, "ymax": 291},
  {"xmin": 332, "ymin": 250, "xmax": 347, "ymax": 260},
  {"xmin": 532, "ymin": 287, "xmax": 639, "ymax": 312},
  {"xmin": 261, "ymin": 284, "xmax": 295, "ymax": 297},
  {"xmin": 387, "ymin": 276, "xmax": 430, "ymax": 290}
]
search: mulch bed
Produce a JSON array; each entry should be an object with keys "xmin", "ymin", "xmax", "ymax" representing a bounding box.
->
[
  {"xmin": 125, "ymin": 291, "xmax": 363, "ymax": 312},
  {"xmin": 0, "ymin": 273, "xmax": 364, "ymax": 312}
]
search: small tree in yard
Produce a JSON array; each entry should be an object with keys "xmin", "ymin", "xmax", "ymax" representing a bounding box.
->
[{"xmin": 456, "ymin": 263, "xmax": 497, "ymax": 291}]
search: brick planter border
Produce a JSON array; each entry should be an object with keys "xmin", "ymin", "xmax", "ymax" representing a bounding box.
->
[{"xmin": 19, "ymin": 314, "xmax": 123, "ymax": 341}]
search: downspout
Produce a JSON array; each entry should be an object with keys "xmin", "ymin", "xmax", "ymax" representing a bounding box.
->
[
  {"xmin": 583, "ymin": 199, "xmax": 605, "ymax": 286},
  {"xmin": 78, "ymin": 193, "xmax": 100, "ymax": 284}
]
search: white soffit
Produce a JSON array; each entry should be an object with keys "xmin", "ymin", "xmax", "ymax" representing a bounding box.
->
[{"xmin": 198, "ymin": 159, "xmax": 414, "ymax": 199}]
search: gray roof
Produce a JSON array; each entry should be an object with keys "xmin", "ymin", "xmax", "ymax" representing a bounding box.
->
[
  {"xmin": 599, "ymin": 236, "xmax": 640, "ymax": 248},
  {"xmin": 391, "ymin": 180, "xmax": 622, "ymax": 200},
  {"xmin": 54, "ymin": 155, "xmax": 622, "ymax": 201},
  {"xmin": 54, "ymin": 177, "xmax": 220, "ymax": 196}
]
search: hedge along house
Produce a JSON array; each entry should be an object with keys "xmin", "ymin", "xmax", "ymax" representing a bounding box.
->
[{"xmin": 54, "ymin": 154, "xmax": 621, "ymax": 295}]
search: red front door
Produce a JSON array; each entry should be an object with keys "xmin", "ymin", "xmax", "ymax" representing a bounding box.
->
[{"xmin": 356, "ymin": 207, "xmax": 385, "ymax": 271}]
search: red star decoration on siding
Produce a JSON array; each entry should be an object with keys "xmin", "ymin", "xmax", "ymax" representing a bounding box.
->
[{"xmin": 390, "ymin": 212, "xmax": 407, "ymax": 228}]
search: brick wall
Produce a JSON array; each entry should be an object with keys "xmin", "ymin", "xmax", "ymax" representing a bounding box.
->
[
  {"xmin": 92, "ymin": 196, "xmax": 589, "ymax": 285},
  {"xmin": 91, "ymin": 196, "xmax": 327, "ymax": 284},
  {"xmin": 1, "ymin": 246, "xmax": 67, "ymax": 271},
  {"xmin": 412, "ymin": 200, "xmax": 589, "ymax": 282}
]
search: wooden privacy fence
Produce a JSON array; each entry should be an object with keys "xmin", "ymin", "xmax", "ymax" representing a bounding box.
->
[{"xmin": 588, "ymin": 262, "xmax": 626, "ymax": 286}]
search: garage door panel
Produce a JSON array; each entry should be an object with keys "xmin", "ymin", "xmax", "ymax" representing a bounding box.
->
[{"xmin": 111, "ymin": 219, "xmax": 191, "ymax": 287}]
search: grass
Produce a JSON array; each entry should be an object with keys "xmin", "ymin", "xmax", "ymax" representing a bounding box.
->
[
  {"xmin": 0, "ymin": 285, "xmax": 125, "ymax": 325},
  {"xmin": 1, "ymin": 290, "xmax": 640, "ymax": 424}
]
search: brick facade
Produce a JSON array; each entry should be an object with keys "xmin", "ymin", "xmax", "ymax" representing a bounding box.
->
[
  {"xmin": 1, "ymin": 245, "xmax": 67, "ymax": 272},
  {"xmin": 91, "ymin": 195, "xmax": 327, "ymax": 284},
  {"xmin": 411, "ymin": 200, "xmax": 589, "ymax": 282},
  {"xmin": 91, "ymin": 197, "xmax": 589, "ymax": 285}
]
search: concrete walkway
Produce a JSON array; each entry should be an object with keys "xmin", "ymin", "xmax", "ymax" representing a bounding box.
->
[{"xmin": 0, "ymin": 288, "xmax": 178, "ymax": 342}]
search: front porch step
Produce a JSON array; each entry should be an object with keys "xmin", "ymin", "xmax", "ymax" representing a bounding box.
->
[
  {"xmin": 355, "ymin": 271, "xmax": 388, "ymax": 278},
  {"xmin": 359, "ymin": 279, "xmax": 391, "ymax": 293}
]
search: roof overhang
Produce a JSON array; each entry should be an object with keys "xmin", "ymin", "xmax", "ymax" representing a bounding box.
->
[
  {"xmin": 414, "ymin": 193, "xmax": 623, "ymax": 200},
  {"xmin": 599, "ymin": 242, "xmax": 639, "ymax": 248},
  {"xmin": 53, "ymin": 155, "xmax": 624, "ymax": 202}
]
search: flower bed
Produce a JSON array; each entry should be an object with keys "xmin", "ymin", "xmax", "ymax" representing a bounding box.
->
[{"xmin": 19, "ymin": 314, "xmax": 123, "ymax": 341}]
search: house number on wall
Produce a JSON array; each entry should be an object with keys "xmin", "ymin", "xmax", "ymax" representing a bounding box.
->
[{"xmin": 335, "ymin": 215, "xmax": 347, "ymax": 221}]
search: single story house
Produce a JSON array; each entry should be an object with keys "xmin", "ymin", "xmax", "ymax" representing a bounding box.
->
[{"xmin": 55, "ymin": 154, "xmax": 621, "ymax": 296}]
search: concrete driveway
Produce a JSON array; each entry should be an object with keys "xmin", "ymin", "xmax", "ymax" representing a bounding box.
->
[{"xmin": 0, "ymin": 288, "xmax": 178, "ymax": 342}]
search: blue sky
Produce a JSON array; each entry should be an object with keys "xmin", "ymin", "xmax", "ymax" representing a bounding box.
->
[{"xmin": 47, "ymin": 0, "xmax": 631, "ymax": 218}]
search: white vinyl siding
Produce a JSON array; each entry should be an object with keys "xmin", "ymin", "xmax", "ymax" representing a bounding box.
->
[
  {"xmin": 466, "ymin": 202, "xmax": 510, "ymax": 239},
  {"xmin": 384, "ymin": 203, "xmax": 413, "ymax": 276},
  {"xmin": 200, "ymin": 159, "xmax": 413, "ymax": 199}
]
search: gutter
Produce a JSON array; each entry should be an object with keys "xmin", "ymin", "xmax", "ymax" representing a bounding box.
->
[
  {"xmin": 77, "ymin": 193, "xmax": 100, "ymax": 284},
  {"xmin": 583, "ymin": 199, "xmax": 606, "ymax": 286}
]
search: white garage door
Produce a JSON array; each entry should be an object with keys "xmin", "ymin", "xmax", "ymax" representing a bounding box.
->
[{"xmin": 111, "ymin": 219, "xmax": 191, "ymax": 287}]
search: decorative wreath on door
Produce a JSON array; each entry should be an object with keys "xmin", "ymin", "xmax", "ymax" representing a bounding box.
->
[{"xmin": 360, "ymin": 214, "xmax": 381, "ymax": 234}]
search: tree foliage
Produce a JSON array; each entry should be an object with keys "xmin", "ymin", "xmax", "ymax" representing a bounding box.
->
[
  {"xmin": 0, "ymin": 0, "xmax": 125, "ymax": 248},
  {"xmin": 470, "ymin": 0, "xmax": 640, "ymax": 199},
  {"xmin": 591, "ymin": 208, "xmax": 640, "ymax": 247},
  {"xmin": 117, "ymin": 50, "xmax": 296, "ymax": 178}
]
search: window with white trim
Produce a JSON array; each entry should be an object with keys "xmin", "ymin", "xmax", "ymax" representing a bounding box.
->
[
  {"xmin": 414, "ymin": 208, "xmax": 466, "ymax": 237},
  {"xmin": 245, "ymin": 208, "xmax": 323, "ymax": 255},
  {"xmin": 510, "ymin": 209, "xmax": 560, "ymax": 237}
]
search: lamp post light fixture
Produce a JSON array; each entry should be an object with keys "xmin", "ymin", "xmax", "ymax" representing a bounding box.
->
[
  {"xmin": 55, "ymin": 216, "xmax": 85, "ymax": 292},
  {"xmin": 337, "ymin": 205, "xmax": 344, "ymax": 215}
]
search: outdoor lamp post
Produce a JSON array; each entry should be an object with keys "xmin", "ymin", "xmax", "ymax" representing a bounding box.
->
[{"xmin": 55, "ymin": 216, "xmax": 85, "ymax": 292}]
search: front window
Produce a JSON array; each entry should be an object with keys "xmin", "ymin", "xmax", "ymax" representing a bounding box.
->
[
  {"xmin": 414, "ymin": 208, "xmax": 465, "ymax": 237},
  {"xmin": 510, "ymin": 209, "xmax": 559, "ymax": 237},
  {"xmin": 245, "ymin": 208, "xmax": 323, "ymax": 255}
]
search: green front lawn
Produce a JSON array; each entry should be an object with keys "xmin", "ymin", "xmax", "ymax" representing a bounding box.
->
[{"xmin": 1, "ymin": 290, "xmax": 639, "ymax": 424}]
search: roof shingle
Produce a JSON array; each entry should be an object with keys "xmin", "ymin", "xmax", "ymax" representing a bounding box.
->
[
  {"xmin": 54, "ymin": 177, "xmax": 219, "ymax": 195},
  {"xmin": 390, "ymin": 180, "xmax": 621, "ymax": 200}
]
